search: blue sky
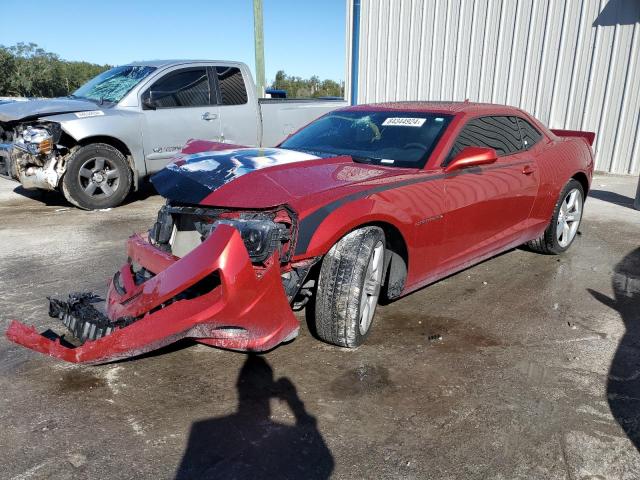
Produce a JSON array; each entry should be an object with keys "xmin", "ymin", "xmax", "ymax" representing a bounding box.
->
[{"xmin": 0, "ymin": 0, "xmax": 346, "ymax": 83}]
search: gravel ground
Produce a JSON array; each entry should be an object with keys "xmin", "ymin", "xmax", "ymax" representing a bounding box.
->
[{"xmin": 0, "ymin": 174, "xmax": 639, "ymax": 479}]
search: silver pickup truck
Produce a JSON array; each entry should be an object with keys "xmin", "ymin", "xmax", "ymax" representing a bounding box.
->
[{"xmin": 0, "ymin": 60, "xmax": 346, "ymax": 209}]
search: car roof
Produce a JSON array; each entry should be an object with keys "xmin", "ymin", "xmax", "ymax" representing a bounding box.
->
[
  {"xmin": 343, "ymin": 101, "xmax": 528, "ymax": 117},
  {"xmin": 127, "ymin": 60, "xmax": 244, "ymax": 68}
]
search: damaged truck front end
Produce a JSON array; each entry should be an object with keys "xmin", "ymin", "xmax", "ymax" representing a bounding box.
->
[
  {"xmin": 0, "ymin": 121, "xmax": 69, "ymax": 190},
  {"xmin": 7, "ymin": 203, "xmax": 316, "ymax": 364}
]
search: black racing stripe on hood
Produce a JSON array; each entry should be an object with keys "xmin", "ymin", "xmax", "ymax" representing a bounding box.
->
[
  {"xmin": 294, "ymin": 160, "xmax": 530, "ymax": 256},
  {"xmin": 150, "ymin": 168, "xmax": 214, "ymax": 204},
  {"xmin": 150, "ymin": 148, "xmax": 319, "ymax": 203}
]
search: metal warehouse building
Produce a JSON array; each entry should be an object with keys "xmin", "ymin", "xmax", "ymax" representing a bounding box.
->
[{"xmin": 345, "ymin": 0, "xmax": 640, "ymax": 175}]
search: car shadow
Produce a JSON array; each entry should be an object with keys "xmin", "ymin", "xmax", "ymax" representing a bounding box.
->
[
  {"xmin": 588, "ymin": 247, "xmax": 640, "ymax": 452},
  {"xmin": 174, "ymin": 355, "xmax": 334, "ymax": 479},
  {"xmin": 12, "ymin": 185, "xmax": 70, "ymax": 207},
  {"xmin": 588, "ymin": 189, "xmax": 635, "ymax": 209},
  {"xmin": 11, "ymin": 179, "xmax": 159, "ymax": 208}
]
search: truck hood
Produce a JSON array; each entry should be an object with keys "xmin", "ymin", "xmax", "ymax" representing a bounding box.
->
[
  {"xmin": 0, "ymin": 97, "xmax": 103, "ymax": 122},
  {"xmin": 151, "ymin": 146, "xmax": 414, "ymax": 209}
]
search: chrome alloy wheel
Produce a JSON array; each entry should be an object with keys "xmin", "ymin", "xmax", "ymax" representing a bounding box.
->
[
  {"xmin": 78, "ymin": 157, "xmax": 120, "ymax": 198},
  {"xmin": 557, "ymin": 187, "xmax": 583, "ymax": 248},
  {"xmin": 359, "ymin": 241, "xmax": 385, "ymax": 335}
]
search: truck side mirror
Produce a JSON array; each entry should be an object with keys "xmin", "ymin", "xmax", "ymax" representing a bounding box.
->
[{"xmin": 142, "ymin": 92, "xmax": 158, "ymax": 110}]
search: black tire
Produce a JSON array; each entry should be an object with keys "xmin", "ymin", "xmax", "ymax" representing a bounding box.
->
[
  {"xmin": 527, "ymin": 178, "xmax": 584, "ymax": 255},
  {"xmin": 61, "ymin": 143, "xmax": 132, "ymax": 209},
  {"xmin": 314, "ymin": 226, "xmax": 386, "ymax": 347}
]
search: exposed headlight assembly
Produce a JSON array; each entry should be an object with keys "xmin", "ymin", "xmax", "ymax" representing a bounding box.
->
[
  {"xmin": 15, "ymin": 126, "xmax": 53, "ymax": 156},
  {"xmin": 214, "ymin": 218, "xmax": 289, "ymax": 263}
]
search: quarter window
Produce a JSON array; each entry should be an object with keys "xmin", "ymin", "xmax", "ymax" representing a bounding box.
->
[
  {"xmin": 448, "ymin": 116, "xmax": 523, "ymax": 161},
  {"xmin": 143, "ymin": 68, "xmax": 210, "ymax": 108},
  {"xmin": 517, "ymin": 118, "xmax": 543, "ymax": 149},
  {"xmin": 216, "ymin": 67, "xmax": 248, "ymax": 105}
]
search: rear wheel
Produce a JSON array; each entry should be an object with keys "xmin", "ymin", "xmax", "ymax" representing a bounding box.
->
[
  {"xmin": 314, "ymin": 226, "xmax": 386, "ymax": 347},
  {"xmin": 62, "ymin": 143, "xmax": 132, "ymax": 210},
  {"xmin": 527, "ymin": 179, "xmax": 584, "ymax": 254}
]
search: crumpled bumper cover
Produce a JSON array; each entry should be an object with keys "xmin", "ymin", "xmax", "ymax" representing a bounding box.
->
[{"xmin": 5, "ymin": 224, "xmax": 299, "ymax": 364}]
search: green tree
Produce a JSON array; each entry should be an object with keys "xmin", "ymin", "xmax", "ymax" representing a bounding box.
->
[
  {"xmin": 270, "ymin": 70, "xmax": 344, "ymax": 99},
  {"xmin": 0, "ymin": 42, "xmax": 110, "ymax": 98}
]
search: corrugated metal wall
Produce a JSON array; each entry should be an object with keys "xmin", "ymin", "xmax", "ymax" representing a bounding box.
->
[{"xmin": 345, "ymin": 0, "xmax": 640, "ymax": 175}]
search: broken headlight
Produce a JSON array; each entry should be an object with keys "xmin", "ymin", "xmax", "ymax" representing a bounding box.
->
[
  {"xmin": 14, "ymin": 126, "xmax": 53, "ymax": 155},
  {"xmin": 211, "ymin": 218, "xmax": 288, "ymax": 263}
]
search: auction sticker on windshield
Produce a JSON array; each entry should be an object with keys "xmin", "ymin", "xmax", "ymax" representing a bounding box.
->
[{"xmin": 382, "ymin": 117, "xmax": 426, "ymax": 127}]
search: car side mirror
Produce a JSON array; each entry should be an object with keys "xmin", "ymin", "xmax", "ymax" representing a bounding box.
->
[
  {"xmin": 142, "ymin": 92, "xmax": 158, "ymax": 110},
  {"xmin": 444, "ymin": 146, "xmax": 498, "ymax": 173}
]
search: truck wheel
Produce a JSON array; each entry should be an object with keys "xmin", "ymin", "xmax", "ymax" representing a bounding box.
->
[
  {"xmin": 61, "ymin": 143, "xmax": 132, "ymax": 210},
  {"xmin": 314, "ymin": 226, "xmax": 386, "ymax": 347},
  {"xmin": 527, "ymin": 179, "xmax": 584, "ymax": 254}
]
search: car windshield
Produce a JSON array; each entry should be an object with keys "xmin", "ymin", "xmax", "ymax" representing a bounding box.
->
[
  {"xmin": 280, "ymin": 110, "xmax": 453, "ymax": 168},
  {"xmin": 72, "ymin": 65, "xmax": 156, "ymax": 103}
]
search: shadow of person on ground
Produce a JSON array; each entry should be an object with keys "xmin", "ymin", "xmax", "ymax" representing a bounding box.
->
[
  {"xmin": 589, "ymin": 248, "xmax": 640, "ymax": 451},
  {"xmin": 589, "ymin": 189, "xmax": 635, "ymax": 209},
  {"xmin": 175, "ymin": 355, "xmax": 334, "ymax": 479}
]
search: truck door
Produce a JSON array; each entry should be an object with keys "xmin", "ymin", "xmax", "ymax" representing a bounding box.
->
[
  {"xmin": 213, "ymin": 66, "xmax": 260, "ymax": 147},
  {"xmin": 440, "ymin": 116, "xmax": 539, "ymax": 271},
  {"xmin": 141, "ymin": 66, "xmax": 222, "ymax": 173}
]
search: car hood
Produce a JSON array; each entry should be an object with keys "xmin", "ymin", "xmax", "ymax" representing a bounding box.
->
[
  {"xmin": 151, "ymin": 146, "xmax": 414, "ymax": 210},
  {"xmin": 0, "ymin": 97, "xmax": 102, "ymax": 122}
]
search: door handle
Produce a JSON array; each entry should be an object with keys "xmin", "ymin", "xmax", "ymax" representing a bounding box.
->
[
  {"xmin": 522, "ymin": 165, "xmax": 536, "ymax": 175},
  {"xmin": 202, "ymin": 112, "xmax": 218, "ymax": 121}
]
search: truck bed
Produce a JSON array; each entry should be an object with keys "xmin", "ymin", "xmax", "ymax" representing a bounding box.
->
[{"xmin": 259, "ymin": 98, "xmax": 347, "ymax": 147}]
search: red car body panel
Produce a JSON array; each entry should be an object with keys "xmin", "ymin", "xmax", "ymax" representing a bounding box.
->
[
  {"xmin": 6, "ymin": 102, "xmax": 594, "ymax": 363},
  {"xmin": 6, "ymin": 225, "xmax": 299, "ymax": 364}
]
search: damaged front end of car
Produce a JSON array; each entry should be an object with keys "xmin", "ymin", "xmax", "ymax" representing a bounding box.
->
[
  {"xmin": 0, "ymin": 121, "xmax": 69, "ymax": 190},
  {"xmin": 6, "ymin": 203, "xmax": 318, "ymax": 364}
]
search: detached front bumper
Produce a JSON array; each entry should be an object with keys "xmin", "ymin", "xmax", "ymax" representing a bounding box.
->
[{"xmin": 6, "ymin": 224, "xmax": 300, "ymax": 364}]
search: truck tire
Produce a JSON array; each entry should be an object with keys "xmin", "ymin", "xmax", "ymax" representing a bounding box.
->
[
  {"xmin": 314, "ymin": 226, "xmax": 386, "ymax": 347},
  {"xmin": 527, "ymin": 178, "xmax": 584, "ymax": 254},
  {"xmin": 61, "ymin": 143, "xmax": 132, "ymax": 210}
]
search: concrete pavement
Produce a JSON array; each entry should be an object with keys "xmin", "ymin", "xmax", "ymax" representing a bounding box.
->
[{"xmin": 1, "ymin": 174, "xmax": 639, "ymax": 479}]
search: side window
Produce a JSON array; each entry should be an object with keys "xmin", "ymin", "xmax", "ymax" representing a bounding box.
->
[
  {"xmin": 448, "ymin": 116, "xmax": 523, "ymax": 161},
  {"xmin": 143, "ymin": 68, "xmax": 210, "ymax": 108},
  {"xmin": 517, "ymin": 117, "xmax": 543, "ymax": 149},
  {"xmin": 216, "ymin": 67, "xmax": 248, "ymax": 105}
]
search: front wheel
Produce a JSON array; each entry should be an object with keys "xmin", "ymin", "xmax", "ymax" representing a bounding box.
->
[
  {"xmin": 314, "ymin": 226, "xmax": 386, "ymax": 347},
  {"xmin": 527, "ymin": 179, "xmax": 584, "ymax": 254},
  {"xmin": 61, "ymin": 143, "xmax": 132, "ymax": 210}
]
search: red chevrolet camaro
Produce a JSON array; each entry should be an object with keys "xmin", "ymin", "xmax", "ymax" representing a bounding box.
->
[{"xmin": 7, "ymin": 102, "xmax": 594, "ymax": 363}]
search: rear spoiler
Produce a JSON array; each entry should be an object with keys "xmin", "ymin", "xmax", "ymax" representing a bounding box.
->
[{"xmin": 550, "ymin": 129, "xmax": 595, "ymax": 146}]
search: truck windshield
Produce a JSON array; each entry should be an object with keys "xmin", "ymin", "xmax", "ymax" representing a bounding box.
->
[
  {"xmin": 72, "ymin": 65, "xmax": 156, "ymax": 103},
  {"xmin": 280, "ymin": 110, "xmax": 453, "ymax": 168}
]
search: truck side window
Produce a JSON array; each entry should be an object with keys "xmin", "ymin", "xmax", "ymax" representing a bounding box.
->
[
  {"xmin": 517, "ymin": 117, "xmax": 543, "ymax": 149},
  {"xmin": 144, "ymin": 68, "xmax": 210, "ymax": 108},
  {"xmin": 216, "ymin": 67, "xmax": 248, "ymax": 105},
  {"xmin": 447, "ymin": 116, "xmax": 523, "ymax": 162}
]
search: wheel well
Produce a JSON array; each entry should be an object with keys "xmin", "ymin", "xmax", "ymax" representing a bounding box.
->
[
  {"xmin": 302, "ymin": 221, "xmax": 409, "ymax": 304},
  {"xmin": 368, "ymin": 222, "xmax": 409, "ymax": 301},
  {"xmin": 77, "ymin": 136, "xmax": 132, "ymax": 156},
  {"xmin": 572, "ymin": 172, "xmax": 589, "ymax": 196}
]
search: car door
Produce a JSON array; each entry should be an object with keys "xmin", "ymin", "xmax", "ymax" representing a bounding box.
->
[
  {"xmin": 141, "ymin": 66, "xmax": 222, "ymax": 173},
  {"xmin": 213, "ymin": 66, "xmax": 260, "ymax": 147},
  {"xmin": 440, "ymin": 115, "xmax": 539, "ymax": 271}
]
